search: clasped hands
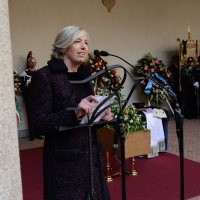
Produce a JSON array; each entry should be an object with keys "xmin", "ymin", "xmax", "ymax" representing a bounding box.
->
[{"xmin": 76, "ymin": 95, "xmax": 114, "ymax": 122}]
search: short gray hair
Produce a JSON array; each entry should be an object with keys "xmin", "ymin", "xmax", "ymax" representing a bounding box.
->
[{"xmin": 51, "ymin": 26, "xmax": 89, "ymax": 59}]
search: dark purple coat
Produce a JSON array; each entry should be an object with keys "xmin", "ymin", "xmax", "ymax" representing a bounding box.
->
[{"xmin": 31, "ymin": 58, "xmax": 110, "ymax": 200}]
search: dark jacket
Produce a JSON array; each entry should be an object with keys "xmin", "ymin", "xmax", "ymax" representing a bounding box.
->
[
  {"xmin": 168, "ymin": 64, "xmax": 179, "ymax": 94},
  {"xmin": 31, "ymin": 58, "xmax": 110, "ymax": 200},
  {"xmin": 193, "ymin": 65, "xmax": 200, "ymax": 104},
  {"xmin": 180, "ymin": 66, "xmax": 197, "ymax": 119}
]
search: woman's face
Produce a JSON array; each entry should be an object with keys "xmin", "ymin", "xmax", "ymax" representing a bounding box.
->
[{"xmin": 63, "ymin": 35, "xmax": 89, "ymax": 70}]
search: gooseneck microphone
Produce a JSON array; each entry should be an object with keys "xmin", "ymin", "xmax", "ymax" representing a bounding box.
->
[
  {"xmin": 93, "ymin": 49, "xmax": 101, "ymax": 57},
  {"xmin": 99, "ymin": 51, "xmax": 109, "ymax": 57},
  {"xmin": 97, "ymin": 50, "xmax": 178, "ymax": 104},
  {"xmin": 94, "ymin": 50, "xmax": 109, "ymax": 57}
]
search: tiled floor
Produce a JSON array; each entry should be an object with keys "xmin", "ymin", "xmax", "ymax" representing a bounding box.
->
[
  {"xmin": 168, "ymin": 118, "xmax": 200, "ymax": 163},
  {"xmin": 18, "ymin": 117, "xmax": 200, "ymax": 200},
  {"xmin": 19, "ymin": 137, "xmax": 44, "ymax": 150}
]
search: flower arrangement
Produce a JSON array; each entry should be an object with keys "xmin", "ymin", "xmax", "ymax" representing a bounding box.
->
[
  {"xmin": 84, "ymin": 53, "xmax": 122, "ymax": 96},
  {"xmin": 85, "ymin": 53, "xmax": 147, "ymax": 135},
  {"xmin": 13, "ymin": 68, "xmax": 22, "ymax": 99},
  {"xmin": 133, "ymin": 53, "xmax": 174, "ymax": 106},
  {"xmin": 13, "ymin": 68, "xmax": 22, "ymax": 123},
  {"xmin": 106, "ymin": 104, "xmax": 147, "ymax": 135}
]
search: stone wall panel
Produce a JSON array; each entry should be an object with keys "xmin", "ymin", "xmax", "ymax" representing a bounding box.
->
[{"xmin": 0, "ymin": 0, "xmax": 23, "ymax": 199}]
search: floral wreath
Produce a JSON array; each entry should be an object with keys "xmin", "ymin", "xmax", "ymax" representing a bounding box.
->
[
  {"xmin": 13, "ymin": 68, "xmax": 22, "ymax": 123},
  {"xmin": 84, "ymin": 53, "xmax": 121, "ymax": 96},
  {"xmin": 13, "ymin": 68, "xmax": 22, "ymax": 99},
  {"xmin": 84, "ymin": 53, "xmax": 147, "ymax": 135},
  {"xmin": 107, "ymin": 104, "xmax": 147, "ymax": 135},
  {"xmin": 133, "ymin": 53, "xmax": 175, "ymax": 106}
]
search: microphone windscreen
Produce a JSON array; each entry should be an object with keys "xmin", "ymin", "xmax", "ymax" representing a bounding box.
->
[
  {"xmin": 93, "ymin": 49, "xmax": 100, "ymax": 57},
  {"xmin": 100, "ymin": 51, "xmax": 109, "ymax": 56}
]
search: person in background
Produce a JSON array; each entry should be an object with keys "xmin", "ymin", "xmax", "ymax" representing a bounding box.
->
[
  {"xmin": 193, "ymin": 56, "xmax": 200, "ymax": 118},
  {"xmin": 31, "ymin": 26, "xmax": 113, "ymax": 200},
  {"xmin": 168, "ymin": 55, "xmax": 180, "ymax": 95},
  {"xmin": 167, "ymin": 55, "xmax": 180, "ymax": 107},
  {"xmin": 180, "ymin": 56, "xmax": 197, "ymax": 119},
  {"xmin": 19, "ymin": 51, "xmax": 43, "ymax": 141}
]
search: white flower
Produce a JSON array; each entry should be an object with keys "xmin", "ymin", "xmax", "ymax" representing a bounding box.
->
[{"xmin": 124, "ymin": 116, "xmax": 129, "ymax": 121}]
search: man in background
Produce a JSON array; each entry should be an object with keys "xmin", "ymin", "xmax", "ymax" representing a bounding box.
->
[
  {"xmin": 193, "ymin": 56, "xmax": 200, "ymax": 118},
  {"xmin": 180, "ymin": 57, "xmax": 197, "ymax": 119},
  {"xmin": 20, "ymin": 51, "xmax": 43, "ymax": 141},
  {"xmin": 168, "ymin": 55, "xmax": 180, "ymax": 108}
]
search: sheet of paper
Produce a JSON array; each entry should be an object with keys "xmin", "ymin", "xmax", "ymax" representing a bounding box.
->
[{"xmin": 80, "ymin": 95, "xmax": 115, "ymax": 124}]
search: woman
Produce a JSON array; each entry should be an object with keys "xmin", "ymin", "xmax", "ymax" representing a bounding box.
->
[{"xmin": 31, "ymin": 26, "xmax": 113, "ymax": 200}]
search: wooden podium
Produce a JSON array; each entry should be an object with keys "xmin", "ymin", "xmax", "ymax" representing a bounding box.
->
[{"xmin": 97, "ymin": 127, "xmax": 150, "ymax": 181}]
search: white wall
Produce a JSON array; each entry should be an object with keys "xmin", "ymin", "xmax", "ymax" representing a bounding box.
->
[{"xmin": 8, "ymin": 0, "xmax": 200, "ymax": 134}]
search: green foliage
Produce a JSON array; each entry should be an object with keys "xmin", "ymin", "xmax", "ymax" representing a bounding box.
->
[
  {"xmin": 13, "ymin": 69, "xmax": 22, "ymax": 100},
  {"xmin": 106, "ymin": 103, "xmax": 147, "ymax": 135}
]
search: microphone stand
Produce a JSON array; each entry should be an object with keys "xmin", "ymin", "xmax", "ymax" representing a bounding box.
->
[
  {"xmin": 93, "ymin": 52, "xmax": 145, "ymax": 200},
  {"xmin": 103, "ymin": 58, "xmax": 126, "ymax": 200},
  {"xmin": 195, "ymin": 87, "xmax": 199, "ymax": 119},
  {"xmin": 96, "ymin": 52, "xmax": 147, "ymax": 200},
  {"xmin": 99, "ymin": 51, "xmax": 185, "ymax": 200},
  {"xmin": 116, "ymin": 78, "xmax": 144, "ymax": 200},
  {"xmin": 174, "ymin": 103, "xmax": 184, "ymax": 200}
]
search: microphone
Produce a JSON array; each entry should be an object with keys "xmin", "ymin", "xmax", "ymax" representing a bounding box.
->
[
  {"xmin": 93, "ymin": 49, "xmax": 101, "ymax": 57},
  {"xmin": 94, "ymin": 50, "xmax": 109, "ymax": 57},
  {"xmin": 100, "ymin": 51, "xmax": 109, "ymax": 57}
]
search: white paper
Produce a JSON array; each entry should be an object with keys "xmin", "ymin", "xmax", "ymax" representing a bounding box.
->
[
  {"xmin": 152, "ymin": 108, "xmax": 167, "ymax": 118},
  {"xmin": 80, "ymin": 95, "xmax": 115, "ymax": 124}
]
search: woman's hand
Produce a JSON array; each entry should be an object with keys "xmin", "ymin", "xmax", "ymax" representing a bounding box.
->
[
  {"xmin": 76, "ymin": 95, "xmax": 98, "ymax": 118},
  {"xmin": 101, "ymin": 108, "xmax": 114, "ymax": 122}
]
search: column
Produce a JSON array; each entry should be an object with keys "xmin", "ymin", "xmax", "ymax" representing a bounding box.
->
[{"xmin": 0, "ymin": 0, "xmax": 23, "ymax": 199}]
